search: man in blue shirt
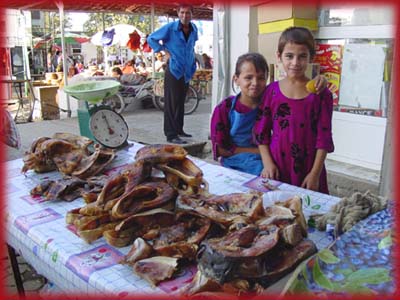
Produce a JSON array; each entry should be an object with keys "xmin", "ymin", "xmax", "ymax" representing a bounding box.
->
[{"xmin": 148, "ymin": 4, "xmax": 198, "ymax": 144}]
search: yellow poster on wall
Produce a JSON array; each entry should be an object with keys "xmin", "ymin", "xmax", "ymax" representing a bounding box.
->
[{"xmin": 313, "ymin": 44, "xmax": 343, "ymax": 105}]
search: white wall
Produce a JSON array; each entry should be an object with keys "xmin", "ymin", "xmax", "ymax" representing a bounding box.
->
[
  {"xmin": 328, "ymin": 112, "xmax": 386, "ymax": 170},
  {"xmin": 211, "ymin": 4, "xmax": 251, "ymax": 111},
  {"xmin": 3, "ymin": 9, "xmax": 25, "ymax": 48},
  {"xmin": 228, "ymin": 5, "xmax": 251, "ymax": 94}
]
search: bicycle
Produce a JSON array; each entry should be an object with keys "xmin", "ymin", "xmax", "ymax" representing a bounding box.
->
[
  {"xmin": 151, "ymin": 75, "xmax": 200, "ymax": 115},
  {"xmin": 79, "ymin": 76, "xmax": 154, "ymax": 115},
  {"xmin": 102, "ymin": 79, "xmax": 154, "ymax": 114}
]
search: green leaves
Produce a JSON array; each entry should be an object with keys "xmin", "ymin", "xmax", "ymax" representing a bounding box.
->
[
  {"xmin": 313, "ymin": 259, "xmax": 335, "ymax": 291},
  {"xmin": 317, "ymin": 249, "xmax": 340, "ymax": 264},
  {"xmin": 302, "ymin": 250, "xmax": 392, "ymax": 294},
  {"xmin": 346, "ymin": 268, "xmax": 392, "ymax": 285},
  {"xmin": 289, "ymin": 277, "xmax": 309, "ymax": 293},
  {"xmin": 341, "ymin": 268, "xmax": 391, "ymax": 294},
  {"xmin": 378, "ymin": 234, "xmax": 392, "ymax": 249}
]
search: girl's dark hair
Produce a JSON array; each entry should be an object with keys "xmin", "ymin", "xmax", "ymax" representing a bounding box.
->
[
  {"xmin": 277, "ymin": 26, "xmax": 316, "ymax": 59},
  {"xmin": 232, "ymin": 52, "xmax": 269, "ymax": 93},
  {"xmin": 234, "ymin": 52, "xmax": 269, "ymax": 77}
]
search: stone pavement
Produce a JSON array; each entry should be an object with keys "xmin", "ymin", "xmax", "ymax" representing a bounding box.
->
[{"xmin": 6, "ymin": 96, "xmax": 213, "ymax": 162}]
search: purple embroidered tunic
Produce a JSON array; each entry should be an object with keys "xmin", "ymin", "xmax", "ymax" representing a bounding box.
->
[{"xmin": 253, "ymin": 81, "xmax": 334, "ymax": 193}]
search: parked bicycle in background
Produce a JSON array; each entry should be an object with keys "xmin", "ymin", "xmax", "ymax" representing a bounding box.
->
[{"xmin": 151, "ymin": 72, "xmax": 200, "ymax": 115}]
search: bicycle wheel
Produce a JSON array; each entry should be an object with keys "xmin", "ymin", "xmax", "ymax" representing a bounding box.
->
[
  {"xmin": 153, "ymin": 94, "xmax": 165, "ymax": 111},
  {"xmin": 153, "ymin": 86, "xmax": 199, "ymax": 115},
  {"xmin": 184, "ymin": 85, "xmax": 199, "ymax": 115},
  {"xmin": 102, "ymin": 93, "xmax": 125, "ymax": 114}
]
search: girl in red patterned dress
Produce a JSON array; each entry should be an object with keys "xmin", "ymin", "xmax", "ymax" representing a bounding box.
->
[{"xmin": 254, "ymin": 27, "xmax": 334, "ymax": 193}]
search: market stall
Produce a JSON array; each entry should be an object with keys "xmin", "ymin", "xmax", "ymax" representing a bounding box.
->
[
  {"xmin": 6, "ymin": 139, "xmax": 395, "ymax": 297},
  {"xmin": 2, "ymin": 141, "xmax": 347, "ymax": 295}
]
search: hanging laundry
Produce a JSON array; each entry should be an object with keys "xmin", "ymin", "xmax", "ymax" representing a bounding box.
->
[
  {"xmin": 142, "ymin": 39, "xmax": 152, "ymax": 53},
  {"xmin": 126, "ymin": 30, "xmax": 141, "ymax": 51},
  {"xmin": 101, "ymin": 28, "xmax": 116, "ymax": 46}
]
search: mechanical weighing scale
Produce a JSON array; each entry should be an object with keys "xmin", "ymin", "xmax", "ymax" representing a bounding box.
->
[{"xmin": 63, "ymin": 80, "xmax": 129, "ymax": 148}]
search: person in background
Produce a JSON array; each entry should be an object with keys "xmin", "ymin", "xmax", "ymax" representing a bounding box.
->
[
  {"xmin": 154, "ymin": 52, "xmax": 166, "ymax": 72},
  {"xmin": 254, "ymin": 26, "xmax": 334, "ymax": 193},
  {"xmin": 136, "ymin": 62, "xmax": 149, "ymax": 78},
  {"xmin": 202, "ymin": 53, "xmax": 212, "ymax": 69},
  {"xmin": 112, "ymin": 66, "xmax": 145, "ymax": 85},
  {"xmin": 211, "ymin": 52, "xmax": 328, "ymax": 176},
  {"xmin": 195, "ymin": 52, "xmax": 204, "ymax": 69},
  {"xmin": 121, "ymin": 60, "xmax": 136, "ymax": 74},
  {"xmin": 114, "ymin": 56, "xmax": 122, "ymax": 66},
  {"xmin": 52, "ymin": 50, "xmax": 62, "ymax": 72},
  {"xmin": 47, "ymin": 47, "xmax": 53, "ymax": 72},
  {"xmin": 147, "ymin": 3, "xmax": 198, "ymax": 144},
  {"xmin": 75, "ymin": 60, "xmax": 84, "ymax": 73},
  {"xmin": 111, "ymin": 66, "xmax": 123, "ymax": 79},
  {"xmin": 135, "ymin": 55, "xmax": 144, "ymax": 66}
]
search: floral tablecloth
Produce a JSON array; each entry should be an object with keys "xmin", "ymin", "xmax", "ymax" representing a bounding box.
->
[
  {"xmin": 5, "ymin": 142, "xmax": 344, "ymax": 296},
  {"xmin": 283, "ymin": 203, "xmax": 395, "ymax": 296}
]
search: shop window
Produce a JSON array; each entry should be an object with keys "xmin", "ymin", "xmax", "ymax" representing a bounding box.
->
[
  {"xmin": 31, "ymin": 11, "xmax": 41, "ymax": 20},
  {"xmin": 319, "ymin": 6, "xmax": 393, "ymax": 27},
  {"xmin": 316, "ymin": 6, "xmax": 394, "ymax": 118}
]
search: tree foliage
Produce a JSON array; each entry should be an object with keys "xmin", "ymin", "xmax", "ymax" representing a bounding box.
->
[
  {"xmin": 82, "ymin": 13, "xmax": 156, "ymax": 37},
  {"xmin": 43, "ymin": 12, "xmax": 73, "ymax": 36}
]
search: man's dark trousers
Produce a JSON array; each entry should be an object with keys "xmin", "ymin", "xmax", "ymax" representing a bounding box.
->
[{"xmin": 163, "ymin": 65, "xmax": 189, "ymax": 140}]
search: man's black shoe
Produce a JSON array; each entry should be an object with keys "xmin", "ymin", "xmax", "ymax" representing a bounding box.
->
[
  {"xmin": 167, "ymin": 137, "xmax": 187, "ymax": 144},
  {"xmin": 178, "ymin": 132, "xmax": 192, "ymax": 138}
]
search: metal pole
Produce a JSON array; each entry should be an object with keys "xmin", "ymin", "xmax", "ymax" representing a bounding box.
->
[
  {"xmin": 19, "ymin": 11, "xmax": 30, "ymax": 80},
  {"xmin": 56, "ymin": 1, "xmax": 71, "ymax": 117},
  {"xmin": 151, "ymin": 2, "xmax": 155, "ymax": 75},
  {"xmin": 101, "ymin": 13, "xmax": 110, "ymax": 74}
]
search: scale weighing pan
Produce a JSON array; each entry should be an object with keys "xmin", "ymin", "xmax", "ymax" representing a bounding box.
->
[{"xmin": 63, "ymin": 80, "xmax": 121, "ymax": 103}]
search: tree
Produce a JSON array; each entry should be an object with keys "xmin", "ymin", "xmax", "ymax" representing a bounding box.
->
[
  {"xmin": 83, "ymin": 12, "xmax": 155, "ymax": 37},
  {"xmin": 43, "ymin": 11, "xmax": 73, "ymax": 37}
]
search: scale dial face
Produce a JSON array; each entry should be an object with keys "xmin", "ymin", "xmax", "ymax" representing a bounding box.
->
[{"xmin": 89, "ymin": 108, "xmax": 129, "ymax": 148}]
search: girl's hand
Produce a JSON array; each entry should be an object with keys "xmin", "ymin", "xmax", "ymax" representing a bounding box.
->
[
  {"xmin": 313, "ymin": 75, "xmax": 328, "ymax": 94},
  {"xmin": 301, "ymin": 172, "xmax": 320, "ymax": 191},
  {"xmin": 260, "ymin": 164, "xmax": 280, "ymax": 180}
]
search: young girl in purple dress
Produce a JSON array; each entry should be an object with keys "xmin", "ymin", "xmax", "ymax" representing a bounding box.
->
[
  {"xmin": 254, "ymin": 27, "xmax": 334, "ymax": 193},
  {"xmin": 210, "ymin": 52, "xmax": 327, "ymax": 176},
  {"xmin": 210, "ymin": 53, "xmax": 268, "ymax": 175}
]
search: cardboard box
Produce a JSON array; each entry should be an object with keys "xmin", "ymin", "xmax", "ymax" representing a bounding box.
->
[
  {"xmin": 257, "ymin": 2, "xmax": 318, "ymax": 24},
  {"xmin": 33, "ymin": 86, "xmax": 60, "ymax": 120}
]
